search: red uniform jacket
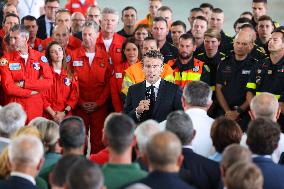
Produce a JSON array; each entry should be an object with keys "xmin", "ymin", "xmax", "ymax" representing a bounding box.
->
[
  {"xmin": 42, "ymin": 68, "xmax": 79, "ymax": 119},
  {"xmin": 41, "ymin": 35, "xmax": 82, "ymax": 52},
  {"xmin": 65, "ymin": 0, "xmax": 96, "ymax": 15},
  {"xmin": 29, "ymin": 38, "xmax": 44, "ymax": 52},
  {"xmin": 0, "ymin": 48, "xmax": 53, "ymax": 122},
  {"xmin": 70, "ymin": 46, "xmax": 111, "ymax": 107},
  {"xmin": 96, "ymin": 32, "xmax": 125, "ymax": 111}
]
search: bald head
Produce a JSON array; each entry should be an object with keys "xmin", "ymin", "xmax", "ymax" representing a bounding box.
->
[
  {"xmin": 250, "ymin": 92, "xmax": 279, "ymax": 122},
  {"xmin": 146, "ymin": 131, "xmax": 182, "ymax": 171},
  {"xmin": 233, "ymin": 31, "xmax": 254, "ymax": 59}
]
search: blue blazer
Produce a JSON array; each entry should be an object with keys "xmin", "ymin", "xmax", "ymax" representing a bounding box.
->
[
  {"xmin": 138, "ymin": 171, "xmax": 196, "ymax": 189},
  {"xmin": 180, "ymin": 148, "xmax": 221, "ymax": 189},
  {"xmin": 124, "ymin": 79, "xmax": 183, "ymax": 123},
  {"xmin": 253, "ymin": 156, "xmax": 284, "ymax": 189},
  {"xmin": 0, "ymin": 176, "xmax": 39, "ymax": 189}
]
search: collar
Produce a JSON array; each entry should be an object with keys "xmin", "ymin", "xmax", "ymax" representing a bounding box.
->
[
  {"xmin": 185, "ymin": 107, "xmax": 207, "ymax": 115},
  {"xmin": 10, "ymin": 171, "xmax": 36, "ymax": 185},
  {"xmin": 45, "ymin": 16, "xmax": 53, "ymax": 24},
  {"xmin": 252, "ymin": 154, "xmax": 272, "ymax": 159},
  {"xmin": 0, "ymin": 136, "xmax": 10, "ymax": 143},
  {"xmin": 182, "ymin": 145, "xmax": 193, "ymax": 149},
  {"xmin": 146, "ymin": 78, "xmax": 161, "ymax": 89}
]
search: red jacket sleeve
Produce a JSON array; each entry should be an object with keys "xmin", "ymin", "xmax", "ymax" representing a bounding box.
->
[
  {"xmin": 24, "ymin": 61, "xmax": 53, "ymax": 92},
  {"xmin": 66, "ymin": 76, "xmax": 79, "ymax": 109},
  {"xmin": 0, "ymin": 65, "xmax": 33, "ymax": 98}
]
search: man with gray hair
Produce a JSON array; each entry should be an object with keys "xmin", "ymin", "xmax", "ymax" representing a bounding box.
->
[
  {"xmin": 0, "ymin": 24, "xmax": 53, "ymax": 122},
  {"xmin": 96, "ymin": 7, "xmax": 126, "ymax": 112},
  {"xmin": 243, "ymin": 92, "xmax": 284, "ymax": 163},
  {"xmin": 166, "ymin": 111, "xmax": 220, "ymax": 189},
  {"xmin": 0, "ymin": 103, "xmax": 26, "ymax": 152},
  {"xmin": 182, "ymin": 80, "xmax": 214, "ymax": 157},
  {"xmin": 0, "ymin": 135, "xmax": 44, "ymax": 189},
  {"xmin": 134, "ymin": 119, "xmax": 162, "ymax": 170}
]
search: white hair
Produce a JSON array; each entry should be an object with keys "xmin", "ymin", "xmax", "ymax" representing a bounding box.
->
[
  {"xmin": 0, "ymin": 103, "xmax": 26, "ymax": 137},
  {"xmin": 8, "ymin": 135, "xmax": 44, "ymax": 166},
  {"xmin": 134, "ymin": 119, "xmax": 162, "ymax": 153},
  {"xmin": 101, "ymin": 7, "xmax": 119, "ymax": 19}
]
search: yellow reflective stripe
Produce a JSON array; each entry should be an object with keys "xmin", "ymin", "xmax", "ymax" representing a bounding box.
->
[
  {"xmin": 121, "ymin": 75, "xmax": 134, "ymax": 95},
  {"xmin": 256, "ymin": 92, "xmax": 280, "ymax": 100},
  {"xmin": 164, "ymin": 74, "xmax": 175, "ymax": 83},
  {"xmin": 211, "ymin": 86, "xmax": 215, "ymax": 91},
  {"xmin": 174, "ymin": 72, "xmax": 201, "ymax": 81},
  {"xmin": 246, "ymin": 82, "xmax": 256, "ymax": 89}
]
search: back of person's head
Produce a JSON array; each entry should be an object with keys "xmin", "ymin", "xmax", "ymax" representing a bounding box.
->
[
  {"xmin": 59, "ymin": 116, "xmax": 86, "ymax": 151},
  {"xmin": 104, "ymin": 113, "xmax": 136, "ymax": 154},
  {"xmin": 67, "ymin": 159, "xmax": 104, "ymax": 189},
  {"xmin": 49, "ymin": 155, "xmax": 83, "ymax": 188},
  {"xmin": 165, "ymin": 111, "xmax": 195, "ymax": 146},
  {"xmin": 135, "ymin": 119, "xmax": 162, "ymax": 154},
  {"xmin": 33, "ymin": 120, "xmax": 60, "ymax": 153},
  {"xmin": 0, "ymin": 103, "xmax": 26, "ymax": 137},
  {"xmin": 210, "ymin": 117, "xmax": 243, "ymax": 153},
  {"xmin": 247, "ymin": 118, "xmax": 280, "ymax": 155},
  {"xmin": 221, "ymin": 144, "xmax": 252, "ymax": 170},
  {"xmin": 250, "ymin": 92, "xmax": 279, "ymax": 121},
  {"xmin": 146, "ymin": 131, "xmax": 182, "ymax": 171},
  {"xmin": 183, "ymin": 81, "xmax": 212, "ymax": 108},
  {"xmin": 28, "ymin": 117, "xmax": 49, "ymax": 127},
  {"xmin": 8, "ymin": 135, "xmax": 44, "ymax": 168},
  {"xmin": 125, "ymin": 183, "xmax": 152, "ymax": 189},
  {"xmin": 225, "ymin": 161, "xmax": 263, "ymax": 189}
]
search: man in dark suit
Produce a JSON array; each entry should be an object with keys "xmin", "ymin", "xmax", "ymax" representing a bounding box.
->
[
  {"xmin": 247, "ymin": 118, "xmax": 284, "ymax": 189},
  {"xmin": 124, "ymin": 50, "xmax": 182, "ymax": 123},
  {"xmin": 133, "ymin": 131, "xmax": 196, "ymax": 189},
  {"xmin": 36, "ymin": 0, "xmax": 60, "ymax": 40},
  {"xmin": 0, "ymin": 135, "xmax": 44, "ymax": 189},
  {"xmin": 165, "ymin": 111, "xmax": 221, "ymax": 189}
]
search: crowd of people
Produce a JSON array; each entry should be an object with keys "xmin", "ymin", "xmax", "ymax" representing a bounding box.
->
[{"xmin": 0, "ymin": 0, "xmax": 283, "ymax": 188}]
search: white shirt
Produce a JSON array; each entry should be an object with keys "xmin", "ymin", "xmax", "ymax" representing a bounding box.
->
[
  {"xmin": 103, "ymin": 38, "xmax": 113, "ymax": 53},
  {"xmin": 18, "ymin": 0, "xmax": 44, "ymax": 19},
  {"xmin": 53, "ymin": 68, "xmax": 61, "ymax": 74},
  {"xmin": 186, "ymin": 108, "xmax": 215, "ymax": 157},
  {"xmin": 20, "ymin": 53, "xmax": 29, "ymax": 64},
  {"xmin": 145, "ymin": 78, "xmax": 161, "ymax": 99},
  {"xmin": 86, "ymin": 52, "xmax": 96, "ymax": 66},
  {"xmin": 241, "ymin": 133, "xmax": 284, "ymax": 163},
  {"xmin": 11, "ymin": 171, "xmax": 36, "ymax": 185},
  {"xmin": 45, "ymin": 16, "xmax": 54, "ymax": 38}
]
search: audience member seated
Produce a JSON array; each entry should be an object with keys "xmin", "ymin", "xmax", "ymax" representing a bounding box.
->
[
  {"xmin": 0, "ymin": 135, "xmax": 45, "ymax": 189},
  {"xmin": 134, "ymin": 119, "xmax": 162, "ymax": 171},
  {"xmin": 209, "ymin": 117, "xmax": 243, "ymax": 162},
  {"xmin": 224, "ymin": 161, "xmax": 263, "ymax": 189},
  {"xmin": 247, "ymin": 118, "xmax": 284, "ymax": 189},
  {"xmin": 0, "ymin": 103, "xmax": 26, "ymax": 153},
  {"xmin": 166, "ymin": 111, "xmax": 220, "ymax": 189},
  {"xmin": 102, "ymin": 113, "xmax": 147, "ymax": 189},
  {"xmin": 66, "ymin": 158, "xmax": 105, "ymax": 189},
  {"xmin": 133, "ymin": 131, "xmax": 196, "ymax": 189},
  {"xmin": 49, "ymin": 155, "xmax": 83, "ymax": 189}
]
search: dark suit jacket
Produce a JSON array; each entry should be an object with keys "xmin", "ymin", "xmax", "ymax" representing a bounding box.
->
[
  {"xmin": 180, "ymin": 148, "xmax": 221, "ymax": 189},
  {"xmin": 253, "ymin": 156, "xmax": 284, "ymax": 189},
  {"xmin": 138, "ymin": 171, "xmax": 196, "ymax": 189},
  {"xmin": 124, "ymin": 79, "xmax": 182, "ymax": 123},
  {"xmin": 36, "ymin": 15, "xmax": 48, "ymax": 40},
  {"xmin": 0, "ymin": 176, "xmax": 40, "ymax": 189}
]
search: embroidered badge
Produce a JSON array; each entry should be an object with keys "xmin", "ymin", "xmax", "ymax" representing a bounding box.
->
[
  {"xmin": 73, "ymin": 61, "xmax": 83, "ymax": 66},
  {"xmin": 41, "ymin": 56, "xmax": 48, "ymax": 63},
  {"xmin": 38, "ymin": 44, "xmax": 43, "ymax": 52},
  {"xmin": 33, "ymin": 62, "xmax": 40, "ymax": 71},
  {"xmin": 115, "ymin": 72, "xmax": 122, "ymax": 79},
  {"xmin": 9, "ymin": 63, "xmax": 21, "ymax": 70},
  {"xmin": 64, "ymin": 77, "xmax": 71, "ymax": 86},
  {"xmin": 66, "ymin": 55, "xmax": 71, "ymax": 63},
  {"xmin": 0, "ymin": 58, "xmax": 8, "ymax": 66},
  {"xmin": 192, "ymin": 66, "xmax": 200, "ymax": 72}
]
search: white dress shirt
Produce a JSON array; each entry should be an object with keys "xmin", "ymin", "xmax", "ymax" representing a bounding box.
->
[
  {"xmin": 186, "ymin": 108, "xmax": 215, "ymax": 157},
  {"xmin": 18, "ymin": 0, "xmax": 44, "ymax": 19}
]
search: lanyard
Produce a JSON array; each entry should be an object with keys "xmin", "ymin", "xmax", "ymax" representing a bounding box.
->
[{"xmin": 23, "ymin": 0, "xmax": 36, "ymax": 14}]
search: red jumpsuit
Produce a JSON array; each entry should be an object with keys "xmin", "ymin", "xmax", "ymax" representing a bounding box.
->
[
  {"xmin": 0, "ymin": 48, "xmax": 53, "ymax": 122},
  {"xmin": 42, "ymin": 68, "xmax": 79, "ymax": 119},
  {"xmin": 71, "ymin": 46, "xmax": 111, "ymax": 153},
  {"xmin": 41, "ymin": 36, "xmax": 82, "ymax": 52},
  {"xmin": 29, "ymin": 38, "xmax": 44, "ymax": 52},
  {"xmin": 96, "ymin": 32, "xmax": 125, "ymax": 112},
  {"xmin": 65, "ymin": 0, "xmax": 96, "ymax": 15}
]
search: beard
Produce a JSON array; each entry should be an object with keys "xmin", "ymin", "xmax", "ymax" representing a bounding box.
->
[{"xmin": 179, "ymin": 52, "xmax": 191, "ymax": 60}]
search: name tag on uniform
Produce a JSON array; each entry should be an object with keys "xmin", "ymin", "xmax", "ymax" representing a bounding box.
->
[
  {"xmin": 9, "ymin": 63, "xmax": 21, "ymax": 71},
  {"xmin": 73, "ymin": 61, "xmax": 83, "ymax": 67},
  {"xmin": 33, "ymin": 62, "xmax": 40, "ymax": 71},
  {"xmin": 242, "ymin": 70, "xmax": 251, "ymax": 75},
  {"xmin": 71, "ymin": 3, "xmax": 80, "ymax": 8},
  {"xmin": 115, "ymin": 73, "xmax": 123, "ymax": 79}
]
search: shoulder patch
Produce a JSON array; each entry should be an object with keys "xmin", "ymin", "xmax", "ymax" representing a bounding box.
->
[
  {"xmin": 0, "ymin": 58, "xmax": 8, "ymax": 66},
  {"xmin": 66, "ymin": 55, "xmax": 71, "ymax": 63},
  {"xmin": 41, "ymin": 56, "xmax": 48, "ymax": 63}
]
